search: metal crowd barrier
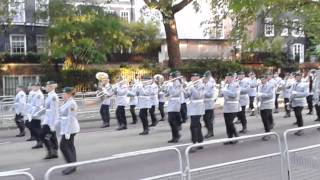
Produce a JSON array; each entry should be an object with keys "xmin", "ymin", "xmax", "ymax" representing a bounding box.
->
[
  {"xmin": 44, "ymin": 147, "xmax": 184, "ymax": 180},
  {"xmin": 184, "ymin": 132, "xmax": 285, "ymax": 180},
  {"xmin": 283, "ymin": 124, "xmax": 320, "ymax": 180},
  {"xmin": 0, "ymin": 168, "xmax": 35, "ymax": 180}
]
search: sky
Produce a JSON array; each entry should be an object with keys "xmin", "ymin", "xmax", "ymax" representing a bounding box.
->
[{"xmin": 135, "ymin": 0, "xmax": 212, "ymax": 39}]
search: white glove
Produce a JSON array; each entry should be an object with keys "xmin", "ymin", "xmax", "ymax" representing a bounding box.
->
[
  {"xmin": 28, "ymin": 114, "xmax": 32, "ymax": 122},
  {"xmin": 65, "ymin": 134, "xmax": 70, "ymax": 140},
  {"xmin": 50, "ymin": 125, "xmax": 55, "ymax": 132},
  {"xmin": 291, "ymin": 91, "xmax": 298, "ymax": 95}
]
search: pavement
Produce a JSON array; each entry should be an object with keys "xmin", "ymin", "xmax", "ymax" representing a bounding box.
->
[{"xmin": 1, "ymin": 107, "xmax": 320, "ymax": 180}]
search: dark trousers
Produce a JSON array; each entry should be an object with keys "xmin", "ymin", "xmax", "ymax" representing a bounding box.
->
[
  {"xmin": 293, "ymin": 107, "xmax": 304, "ymax": 127},
  {"xmin": 116, "ymin": 106, "xmax": 127, "ymax": 128},
  {"xmin": 223, "ymin": 113, "xmax": 238, "ymax": 138},
  {"xmin": 180, "ymin": 103, "xmax": 188, "ymax": 122},
  {"xmin": 315, "ymin": 104, "xmax": 320, "ymax": 119},
  {"xmin": 60, "ymin": 134, "xmax": 77, "ymax": 163},
  {"xmin": 130, "ymin": 105, "xmax": 137, "ymax": 123},
  {"xmin": 25, "ymin": 121, "xmax": 35, "ymax": 138},
  {"xmin": 203, "ymin": 109, "xmax": 214, "ymax": 133},
  {"xmin": 14, "ymin": 114, "xmax": 25, "ymax": 133},
  {"xmin": 190, "ymin": 115, "xmax": 204, "ymax": 143},
  {"xmin": 41, "ymin": 125, "xmax": 58, "ymax": 153},
  {"xmin": 100, "ymin": 104, "xmax": 110, "ymax": 124},
  {"xmin": 249, "ymin": 96, "xmax": 255, "ymax": 110},
  {"xmin": 139, "ymin": 108, "xmax": 149, "ymax": 131},
  {"xmin": 168, "ymin": 112, "xmax": 181, "ymax": 140},
  {"xmin": 307, "ymin": 95, "xmax": 314, "ymax": 112},
  {"xmin": 275, "ymin": 94, "xmax": 280, "ymax": 110},
  {"xmin": 260, "ymin": 109, "xmax": 272, "ymax": 132},
  {"xmin": 237, "ymin": 106, "xmax": 247, "ymax": 130},
  {"xmin": 284, "ymin": 98, "xmax": 291, "ymax": 114},
  {"xmin": 158, "ymin": 102, "xmax": 165, "ymax": 119},
  {"xmin": 31, "ymin": 119, "xmax": 42, "ymax": 142},
  {"xmin": 149, "ymin": 105, "xmax": 157, "ymax": 124}
]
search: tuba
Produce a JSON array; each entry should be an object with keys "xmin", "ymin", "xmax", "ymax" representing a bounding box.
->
[{"xmin": 95, "ymin": 72, "xmax": 109, "ymax": 98}]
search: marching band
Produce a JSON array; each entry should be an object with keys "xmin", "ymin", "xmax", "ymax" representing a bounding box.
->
[{"xmin": 10, "ymin": 68, "xmax": 320, "ymax": 174}]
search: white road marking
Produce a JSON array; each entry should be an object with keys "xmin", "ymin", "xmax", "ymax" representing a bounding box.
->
[
  {"xmin": 0, "ymin": 141, "xmax": 11, "ymax": 145},
  {"xmin": 0, "ymin": 168, "xmax": 31, "ymax": 175}
]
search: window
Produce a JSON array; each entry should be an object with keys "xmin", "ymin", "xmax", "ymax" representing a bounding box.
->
[
  {"xmin": 105, "ymin": 9, "xmax": 116, "ymax": 15},
  {"xmin": 10, "ymin": 34, "xmax": 26, "ymax": 55},
  {"xmin": 281, "ymin": 20, "xmax": 288, "ymax": 36},
  {"xmin": 35, "ymin": 0, "xmax": 49, "ymax": 24},
  {"xmin": 120, "ymin": 11, "xmax": 130, "ymax": 22},
  {"xmin": 3, "ymin": 75, "xmax": 39, "ymax": 95},
  {"xmin": 291, "ymin": 19, "xmax": 304, "ymax": 37},
  {"xmin": 292, "ymin": 43, "xmax": 304, "ymax": 63},
  {"xmin": 212, "ymin": 21, "xmax": 224, "ymax": 39},
  {"xmin": 36, "ymin": 35, "xmax": 48, "ymax": 53},
  {"xmin": 264, "ymin": 18, "xmax": 274, "ymax": 37},
  {"xmin": 9, "ymin": 0, "xmax": 25, "ymax": 23}
]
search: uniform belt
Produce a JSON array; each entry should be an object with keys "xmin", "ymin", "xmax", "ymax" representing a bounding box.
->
[
  {"xmin": 262, "ymin": 99, "xmax": 274, "ymax": 103},
  {"xmin": 190, "ymin": 99, "xmax": 204, "ymax": 103},
  {"xmin": 139, "ymin": 96, "xmax": 151, "ymax": 99},
  {"xmin": 170, "ymin": 97, "xmax": 180, "ymax": 100},
  {"xmin": 117, "ymin": 95, "xmax": 127, "ymax": 98},
  {"xmin": 204, "ymin": 98, "xmax": 215, "ymax": 101},
  {"xmin": 293, "ymin": 97, "xmax": 305, "ymax": 101},
  {"xmin": 225, "ymin": 101, "xmax": 238, "ymax": 104},
  {"xmin": 240, "ymin": 94, "xmax": 248, "ymax": 97}
]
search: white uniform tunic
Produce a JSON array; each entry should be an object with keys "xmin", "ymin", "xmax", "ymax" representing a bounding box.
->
[
  {"xmin": 185, "ymin": 82, "xmax": 205, "ymax": 116},
  {"xmin": 115, "ymin": 83, "xmax": 128, "ymax": 107},
  {"xmin": 239, "ymin": 78, "xmax": 250, "ymax": 107},
  {"xmin": 128, "ymin": 84, "xmax": 138, "ymax": 106},
  {"xmin": 258, "ymin": 82, "xmax": 275, "ymax": 110},
  {"xmin": 24, "ymin": 90, "xmax": 35, "ymax": 121},
  {"xmin": 283, "ymin": 78, "xmax": 295, "ymax": 99},
  {"xmin": 274, "ymin": 77, "xmax": 284, "ymax": 94},
  {"xmin": 291, "ymin": 81, "xmax": 308, "ymax": 107},
  {"xmin": 221, "ymin": 82, "xmax": 240, "ymax": 113},
  {"xmin": 248, "ymin": 78, "xmax": 258, "ymax": 97},
  {"xmin": 42, "ymin": 91, "xmax": 59, "ymax": 131},
  {"xmin": 203, "ymin": 79, "xmax": 216, "ymax": 110},
  {"xmin": 14, "ymin": 90, "xmax": 26, "ymax": 115},
  {"xmin": 101, "ymin": 84, "xmax": 114, "ymax": 105},
  {"xmin": 31, "ymin": 90, "xmax": 44, "ymax": 120},
  {"xmin": 59, "ymin": 98, "xmax": 80, "ymax": 137},
  {"xmin": 136, "ymin": 83, "xmax": 152, "ymax": 109},
  {"xmin": 166, "ymin": 80, "xmax": 182, "ymax": 112},
  {"xmin": 150, "ymin": 82, "xmax": 159, "ymax": 107},
  {"xmin": 313, "ymin": 74, "xmax": 320, "ymax": 105}
]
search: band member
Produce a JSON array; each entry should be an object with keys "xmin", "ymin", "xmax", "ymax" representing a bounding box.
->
[
  {"xmin": 313, "ymin": 70, "xmax": 320, "ymax": 122},
  {"xmin": 237, "ymin": 72, "xmax": 250, "ymax": 134},
  {"xmin": 283, "ymin": 73, "xmax": 294, "ymax": 118},
  {"xmin": 202, "ymin": 71, "xmax": 216, "ymax": 138},
  {"xmin": 157, "ymin": 77, "xmax": 166, "ymax": 122},
  {"xmin": 149, "ymin": 78, "xmax": 159, "ymax": 127},
  {"xmin": 257, "ymin": 75, "xmax": 275, "ymax": 141},
  {"xmin": 96, "ymin": 72, "xmax": 113, "ymax": 128},
  {"xmin": 128, "ymin": 80, "xmax": 139, "ymax": 124},
  {"xmin": 179, "ymin": 76, "xmax": 188, "ymax": 124},
  {"xmin": 273, "ymin": 72, "xmax": 284, "ymax": 114},
  {"xmin": 248, "ymin": 72, "xmax": 258, "ymax": 116},
  {"xmin": 305, "ymin": 70, "xmax": 315, "ymax": 115},
  {"xmin": 41, "ymin": 81, "xmax": 59, "ymax": 159},
  {"xmin": 220, "ymin": 73, "xmax": 240, "ymax": 145},
  {"xmin": 114, "ymin": 77, "xmax": 128, "ymax": 130},
  {"xmin": 136, "ymin": 76, "xmax": 153, "ymax": 135},
  {"xmin": 25, "ymin": 84, "xmax": 36, "ymax": 141},
  {"xmin": 59, "ymin": 87, "xmax": 80, "ymax": 175},
  {"xmin": 185, "ymin": 73, "xmax": 205, "ymax": 153},
  {"xmin": 14, "ymin": 85, "xmax": 26, "ymax": 137},
  {"xmin": 166, "ymin": 72, "xmax": 183, "ymax": 143},
  {"xmin": 30, "ymin": 82, "xmax": 44, "ymax": 149},
  {"xmin": 291, "ymin": 73, "xmax": 308, "ymax": 136},
  {"xmin": 266, "ymin": 73, "xmax": 276, "ymax": 128}
]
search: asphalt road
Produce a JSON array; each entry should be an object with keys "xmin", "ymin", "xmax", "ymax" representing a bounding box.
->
[{"xmin": 1, "ymin": 108, "xmax": 320, "ymax": 180}]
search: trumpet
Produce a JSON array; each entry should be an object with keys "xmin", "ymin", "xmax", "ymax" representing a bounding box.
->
[
  {"xmin": 184, "ymin": 77, "xmax": 204, "ymax": 89},
  {"xmin": 162, "ymin": 76, "xmax": 184, "ymax": 86}
]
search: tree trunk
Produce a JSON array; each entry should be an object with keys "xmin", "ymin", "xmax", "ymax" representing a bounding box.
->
[{"xmin": 163, "ymin": 13, "xmax": 182, "ymax": 68}]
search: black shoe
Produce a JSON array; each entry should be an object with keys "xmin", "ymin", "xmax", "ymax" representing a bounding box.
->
[
  {"xmin": 32, "ymin": 143, "xmax": 43, "ymax": 149},
  {"xmin": 274, "ymin": 109, "xmax": 279, "ymax": 114},
  {"xmin": 26, "ymin": 137, "xmax": 36, "ymax": 141},
  {"xmin": 168, "ymin": 138, "xmax": 179, "ymax": 143},
  {"xmin": 307, "ymin": 111, "xmax": 313, "ymax": 115},
  {"xmin": 16, "ymin": 132, "xmax": 25, "ymax": 137},
  {"xmin": 294, "ymin": 130, "xmax": 304, "ymax": 136},
  {"xmin": 262, "ymin": 136, "xmax": 271, "ymax": 141},
  {"xmin": 190, "ymin": 147, "xmax": 198, "ymax": 153},
  {"xmin": 149, "ymin": 121, "xmax": 159, "ymax": 127},
  {"xmin": 130, "ymin": 122, "xmax": 137, "ymax": 124},
  {"xmin": 292, "ymin": 122, "xmax": 297, "ymax": 126},
  {"xmin": 159, "ymin": 118, "xmax": 165, "ymax": 121},
  {"xmin": 223, "ymin": 141, "xmax": 233, "ymax": 145},
  {"xmin": 100, "ymin": 123, "xmax": 109, "ymax": 128},
  {"xmin": 116, "ymin": 126, "xmax": 127, "ymax": 131},
  {"xmin": 283, "ymin": 114, "xmax": 291, "ymax": 118},
  {"xmin": 270, "ymin": 123, "xmax": 275, "ymax": 129},
  {"xmin": 204, "ymin": 133, "xmax": 214, "ymax": 139},
  {"xmin": 197, "ymin": 146, "xmax": 204, "ymax": 150},
  {"xmin": 62, "ymin": 167, "xmax": 76, "ymax": 175},
  {"xmin": 139, "ymin": 131, "xmax": 149, "ymax": 135},
  {"xmin": 317, "ymin": 127, "xmax": 320, "ymax": 131},
  {"xmin": 44, "ymin": 152, "xmax": 58, "ymax": 160},
  {"xmin": 181, "ymin": 119, "xmax": 187, "ymax": 124},
  {"xmin": 239, "ymin": 129, "xmax": 248, "ymax": 134},
  {"xmin": 314, "ymin": 118, "xmax": 320, "ymax": 122}
]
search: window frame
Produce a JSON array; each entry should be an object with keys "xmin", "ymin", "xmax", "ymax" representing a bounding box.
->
[
  {"xmin": 264, "ymin": 17, "xmax": 274, "ymax": 37},
  {"xmin": 292, "ymin": 43, "xmax": 305, "ymax": 63},
  {"xmin": 8, "ymin": 0, "xmax": 26, "ymax": 24},
  {"xmin": 119, "ymin": 10, "xmax": 130, "ymax": 22},
  {"xmin": 34, "ymin": 0, "xmax": 50, "ymax": 24},
  {"xmin": 36, "ymin": 35, "xmax": 48, "ymax": 53},
  {"xmin": 10, "ymin": 34, "xmax": 27, "ymax": 55},
  {"xmin": 291, "ymin": 19, "xmax": 304, "ymax": 38}
]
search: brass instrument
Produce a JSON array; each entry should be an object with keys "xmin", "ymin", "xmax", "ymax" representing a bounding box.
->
[
  {"xmin": 162, "ymin": 76, "xmax": 183, "ymax": 86},
  {"xmin": 95, "ymin": 72, "xmax": 110, "ymax": 98},
  {"xmin": 184, "ymin": 77, "xmax": 204, "ymax": 89}
]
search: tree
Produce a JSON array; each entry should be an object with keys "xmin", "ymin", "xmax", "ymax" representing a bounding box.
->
[{"xmin": 143, "ymin": 0, "xmax": 196, "ymax": 68}]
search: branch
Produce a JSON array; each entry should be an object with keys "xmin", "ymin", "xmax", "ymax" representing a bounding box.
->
[
  {"xmin": 172, "ymin": 0, "xmax": 193, "ymax": 13},
  {"xmin": 143, "ymin": 0, "xmax": 161, "ymax": 10}
]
